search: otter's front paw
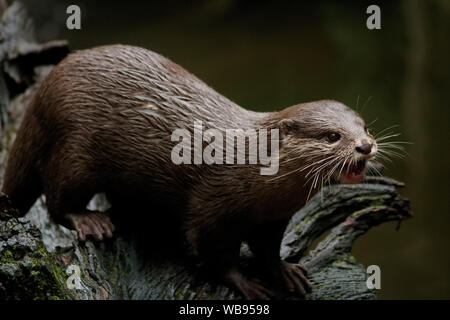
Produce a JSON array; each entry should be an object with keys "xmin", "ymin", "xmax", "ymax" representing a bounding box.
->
[
  {"xmin": 225, "ymin": 269, "xmax": 273, "ymax": 300},
  {"xmin": 275, "ymin": 261, "xmax": 312, "ymax": 297},
  {"xmin": 66, "ymin": 211, "xmax": 115, "ymax": 241}
]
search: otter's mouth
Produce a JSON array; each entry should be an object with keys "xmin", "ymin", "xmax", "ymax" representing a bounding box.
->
[{"xmin": 340, "ymin": 160, "xmax": 366, "ymax": 184}]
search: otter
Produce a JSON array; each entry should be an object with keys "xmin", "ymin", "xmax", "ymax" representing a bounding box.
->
[{"xmin": 1, "ymin": 45, "xmax": 378, "ymax": 299}]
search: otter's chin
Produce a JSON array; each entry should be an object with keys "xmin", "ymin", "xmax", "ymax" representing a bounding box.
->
[{"xmin": 339, "ymin": 160, "xmax": 366, "ymax": 184}]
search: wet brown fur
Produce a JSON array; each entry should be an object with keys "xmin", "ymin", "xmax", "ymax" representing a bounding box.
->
[{"xmin": 1, "ymin": 45, "xmax": 374, "ymax": 299}]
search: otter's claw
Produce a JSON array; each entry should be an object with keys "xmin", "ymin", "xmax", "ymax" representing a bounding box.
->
[
  {"xmin": 279, "ymin": 261, "xmax": 312, "ymax": 297},
  {"xmin": 225, "ymin": 269, "xmax": 273, "ymax": 300},
  {"xmin": 66, "ymin": 212, "xmax": 115, "ymax": 241}
]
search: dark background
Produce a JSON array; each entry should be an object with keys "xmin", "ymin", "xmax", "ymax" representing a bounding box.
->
[{"xmin": 18, "ymin": 0, "xmax": 450, "ymax": 299}]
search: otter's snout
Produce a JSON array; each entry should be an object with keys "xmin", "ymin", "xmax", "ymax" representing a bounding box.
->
[{"xmin": 356, "ymin": 143, "xmax": 373, "ymax": 155}]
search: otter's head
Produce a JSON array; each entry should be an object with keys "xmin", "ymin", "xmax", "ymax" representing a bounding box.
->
[{"xmin": 277, "ymin": 100, "xmax": 377, "ymax": 185}]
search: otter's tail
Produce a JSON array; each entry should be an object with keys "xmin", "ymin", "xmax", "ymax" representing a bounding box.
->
[{"xmin": 1, "ymin": 109, "xmax": 45, "ymax": 216}]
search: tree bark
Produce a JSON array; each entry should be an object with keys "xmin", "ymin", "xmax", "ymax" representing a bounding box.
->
[{"xmin": 0, "ymin": 2, "xmax": 411, "ymax": 300}]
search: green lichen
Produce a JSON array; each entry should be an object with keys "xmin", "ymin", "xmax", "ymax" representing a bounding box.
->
[
  {"xmin": 174, "ymin": 285, "xmax": 185, "ymax": 299},
  {"xmin": 0, "ymin": 218, "xmax": 71, "ymax": 300},
  {"xmin": 356, "ymin": 195, "xmax": 389, "ymax": 206},
  {"xmin": 299, "ymin": 210, "xmax": 324, "ymax": 226},
  {"xmin": 351, "ymin": 205, "xmax": 386, "ymax": 217},
  {"xmin": 332, "ymin": 259, "xmax": 348, "ymax": 267}
]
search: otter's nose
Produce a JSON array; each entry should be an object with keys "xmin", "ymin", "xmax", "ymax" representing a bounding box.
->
[{"xmin": 356, "ymin": 143, "xmax": 373, "ymax": 155}]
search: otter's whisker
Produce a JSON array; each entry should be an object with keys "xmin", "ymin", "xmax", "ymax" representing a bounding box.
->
[
  {"xmin": 360, "ymin": 95, "xmax": 372, "ymax": 114},
  {"xmin": 366, "ymin": 161, "xmax": 382, "ymax": 177},
  {"xmin": 374, "ymin": 153, "xmax": 393, "ymax": 164},
  {"xmin": 320, "ymin": 172, "xmax": 325, "ymax": 203},
  {"xmin": 366, "ymin": 118, "xmax": 378, "ymax": 128},
  {"xmin": 304, "ymin": 155, "xmax": 338, "ymax": 189},
  {"xmin": 304, "ymin": 163, "xmax": 326, "ymax": 187},
  {"xmin": 306, "ymin": 171, "xmax": 321, "ymax": 202},
  {"xmin": 338, "ymin": 158, "xmax": 348, "ymax": 177},
  {"xmin": 377, "ymin": 144, "xmax": 407, "ymax": 152},
  {"xmin": 376, "ymin": 133, "xmax": 402, "ymax": 142},
  {"xmin": 374, "ymin": 125, "xmax": 400, "ymax": 138},
  {"xmin": 377, "ymin": 141, "xmax": 412, "ymax": 145},
  {"xmin": 306, "ymin": 156, "xmax": 339, "ymax": 178},
  {"xmin": 377, "ymin": 148, "xmax": 406, "ymax": 159},
  {"xmin": 281, "ymin": 152, "xmax": 321, "ymax": 165},
  {"xmin": 266, "ymin": 154, "xmax": 333, "ymax": 182},
  {"xmin": 377, "ymin": 141, "xmax": 412, "ymax": 148},
  {"xmin": 326, "ymin": 157, "xmax": 346, "ymax": 181},
  {"xmin": 297, "ymin": 155, "xmax": 336, "ymax": 178}
]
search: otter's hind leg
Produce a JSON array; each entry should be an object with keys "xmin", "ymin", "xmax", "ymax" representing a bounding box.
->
[
  {"xmin": 186, "ymin": 210, "xmax": 273, "ymax": 300},
  {"xmin": 45, "ymin": 183, "xmax": 115, "ymax": 241},
  {"xmin": 247, "ymin": 221, "xmax": 312, "ymax": 297}
]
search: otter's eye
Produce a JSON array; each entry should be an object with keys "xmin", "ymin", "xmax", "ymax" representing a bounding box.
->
[{"xmin": 327, "ymin": 132, "xmax": 341, "ymax": 143}]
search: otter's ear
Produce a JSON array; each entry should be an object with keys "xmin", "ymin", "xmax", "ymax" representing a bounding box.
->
[{"xmin": 278, "ymin": 118, "xmax": 298, "ymax": 138}]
